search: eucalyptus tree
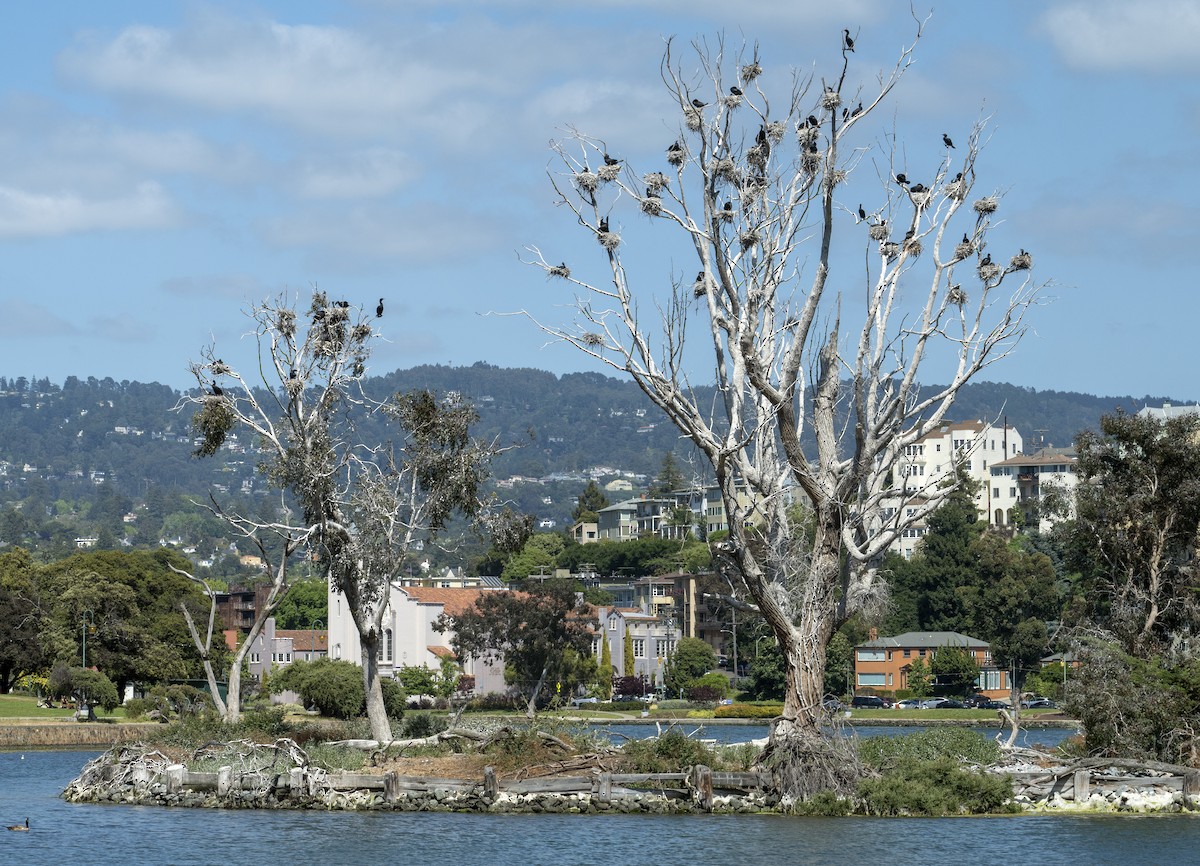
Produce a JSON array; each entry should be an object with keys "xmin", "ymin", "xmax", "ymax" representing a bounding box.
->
[
  {"xmin": 525, "ymin": 24, "xmax": 1039, "ymax": 796},
  {"xmin": 180, "ymin": 291, "xmax": 499, "ymax": 741}
]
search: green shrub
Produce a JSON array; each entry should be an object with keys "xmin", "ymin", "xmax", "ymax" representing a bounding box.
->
[
  {"xmin": 794, "ymin": 790, "xmax": 853, "ymax": 816},
  {"xmin": 714, "ymin": 702, "xmax": 781, "ymax": 719},
  {"xmin": 381, "ymin": 678, "xmax": 407, "ymax": 720},
  {"xmin": 123, "ymin": 698, "xmax": 153, "ymax": 720},
  {"xmin": 858, "ymin": 727, "xmax": 1000, "ymax": 770},
  {"xmin": 856, "ymin": 757, "xmax": 1015, "ymax": 815},
  {"xmin": 270, "ymin": 658, "xmax": 364, "ymax": 719},
  {"xmin": 401, "ymin": 712, "xmax": 449, "ymax": 739},
  {"xmin": 620, "ymin": 730, "xmax": 720, "ymax": 773}
]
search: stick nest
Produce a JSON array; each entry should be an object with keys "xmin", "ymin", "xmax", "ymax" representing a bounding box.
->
[
  {"xmin": 548, "ymin": 263, "xmax": 571, "ymax": 279},
  {"xmin": 947, "ymin": 285, "xmax": 968, "ymax": 306},
  {"xmin": 723, "ymin": 94, "xmax": 743, "ymax": 109},
  {"xmin": 802, "ymin": 151, "xmax": 821, "ymax": 174},
  {"xmin": 740, "ymin": 229, "xmax": 761, "ymax": 250},
  {"xmin": 1010, "ymin": 251, "xmax": 1033, "ymax": 270},
  {"xmin": 973, "ymin": 196, "xmax": 999, "ymax": 215},
  {"xmin": 597, "ymin": 163, "xmax": 621, "ymax": 182},
  {"xmin": 684, "ymin": 107, "xmax": 703, "ymax": 131},
  {"xmin": 575, "ymin": 170, "xmax": 598, "ymax": 193},
  {"xmin": 667, "ymin": 148, "xmax": 685, "ymax": 167},
  {"xmin": 821, "ymin": 90, "xmax": 841, "ymax": 110},
  {"xmin": 909, "ymin": 190, "xmax": 932, "ymax": 209},
  {"xmin": 904, "ymin": 239, "xmax": 923, "ymax": 258},
  {"xmin": 741, "ymin": 62, "xmax": 763, "ymax": 82},
  {"xmin": 643, "ymin": 172, "xmax": 670, "ymax": 193},
  {"xmin": 640, "ymin": 197, "xmax": 662, "ymax": 217},
  {"xmin": 868, "ymin": 223, "xmax": 890, "ymax": 241},
  {"xmin": 954, "ymin": 241, "xmax": 974, "ymax": 260},
  {"xmin": 978, "ymin": 262, "xmax": 1001, "ymax": 281},
  {"xmin": 881, "ymin": 241, "xmax": 901, "ymax": 261},
  {"xmin": 712, "ymin": 157, "xmax": 741, "ymax": 184},
  {"xmin": 581, "ymin": 332, "xmax": 606, "ymax": 347},
  {"xmin": 599, "ymin": 231, "xmax": 621, "ymax": 251}
]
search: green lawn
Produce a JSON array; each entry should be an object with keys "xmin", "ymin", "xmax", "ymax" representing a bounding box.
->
[{"xmin": 0, "ymin": 693, "xmax": 127, "ymax": 721}]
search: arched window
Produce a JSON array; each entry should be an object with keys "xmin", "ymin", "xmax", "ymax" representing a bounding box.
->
[
  {"xmin": 385, "ymin": 628, "xmax": 394, "ymax": 663},
  {"xmin": 333, "ymin": 642, "xmax": 341, "ymax": 660},
  {"xmin": 994, "ymin": 508, "xmax": 1005, "ymax": 525}
]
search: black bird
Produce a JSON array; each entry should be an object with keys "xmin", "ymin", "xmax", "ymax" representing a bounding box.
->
[
  {"xmin": 850, "ymin": 102, "xmax": 863, "ymax": 118},
  {"xmin": 335, "ymin": 300, "xmax": 350, "ymax": 308},
  {"xmin": 210, "ymin": 383, "xmax": 223, "ymax": 397},
  {"xmin": 857, "ymin": 204, "xmax": 866, "ymax": 221},
  {"xmin": 981, "ymin": 253, "xmax": 992, "ymax": 266},
  {"xmin": 313, "ymin": 309, "xmax": 326, "ymax": 321},
  {"xmin": 909, "ymin": 183, "xmax": 927, "ymax": 194},
  {"xmin": 904, "ymin": 229, "xmax": 915, "ymax": 241},
  {"xmin": 599, "ymin": 216, "xmax": 609, "ymax": 233},
  {"xmin": 756, "ymin": 125, "xmax": 768, "ymax": 145},
  {"xmin": 667, "ymin": 141, "xmax": 682, "ymax": 154},
  {"xmin": 806, "ymin": 114, "xmax": 819, "ymax": 128},
  {"xmin": 376, "ymin": 298, "xmax": 384, "ymax": 318},
  {"xmin": 289, "ymin": 368, "xmax": 297, "ymax": 380},
  {"xmin": 842, "ymin": 107, "xmax": 849, "ymax": 120},
  {"xmin": 557, "ymin": 262, "xmax": 568, "ymax": 270},
  {"xmin": 953, "ymin": 172, "xmax": 963, "ymax": 182},
  {"xmin": 691, "ymin": 98, "xmax": 706, "ymax": 109},
  {"xmin": 843, "ymin": 29, "xmax": 855, "ymax": 52},
  {"xmin": 730, "ymin": 85, "xmax": 743, "ymax": 96},
  {"xmin": 7, "ymin": 818, "xmax": 28, "ymax": 832},
  {"xmin": 603, "ymin": 153, "xmax": 620, "ymax": 166},
  {"xmin": 645, "ymin": 186, "xmax": 659, "ymax": 198},
  {"xmin": 962, "ymin": 233, "xmax": 970, "ymax": 244},
  {"xmin": 723, "ymin": 201, "xmax": 733, "ymax": 211},
  {"xmin": 894, "ymin": 173, "xmax": 908, "ymax": 185},
  {"xmin": 943, "ymin": 133, "xmax": 955, "ymax": 148}
]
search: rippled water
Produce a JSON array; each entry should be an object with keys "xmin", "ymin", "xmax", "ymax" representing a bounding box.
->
[{"xmin": 2, "ymin": 748, "xmax": 1194, "ymax": 866}]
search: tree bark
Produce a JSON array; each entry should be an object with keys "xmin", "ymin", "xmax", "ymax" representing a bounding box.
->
[{"xmin": 360, "ymin": 633, "xmax": 391, "ymax": 743}]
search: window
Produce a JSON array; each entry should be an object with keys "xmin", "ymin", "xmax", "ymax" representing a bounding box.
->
[
  {"xmin": 1010, "ymin": 487, "xmax": 1017, "ymax": 498},
  {"xmin": 285, "ymin": 652, "xmax": 292, "ymax": 663},
  {"xmin": 903, "ymin": 648, "xmax": 911, "ymax": 658},
  {"xmin": 993, "ymin": 487, "xmax": 1000, "ymax": 498},
  {"xmin": 857, "ymin": 673, "xmax": 886, "ymax": 687},
  {"xmin": 608, "ymin": 615, "xmax": 619, "ymax": 631},
  {"xmin": 857, "ymin": 649, "xmax": 885, "ymax": 662},
  {"xmin": 385, "ymin": 628, "xmax": 393, "ymax": 663},
  {"xmin": 633, "ymin": 638, "xmax": 646, "ymax": 659}
]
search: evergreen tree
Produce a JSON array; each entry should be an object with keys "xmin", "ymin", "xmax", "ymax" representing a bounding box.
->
[{"xmin": 572, "ymin": 480, "xmax": 609, "ymax": 523}]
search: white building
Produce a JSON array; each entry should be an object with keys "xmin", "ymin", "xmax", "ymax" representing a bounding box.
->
[
  {"xmin": 326, "ymin": 583, "xmax": 508, "ymax": 697},
  {"xmin": 989, "ymin": 447, "xmax": 1078, "ymax": 532}
]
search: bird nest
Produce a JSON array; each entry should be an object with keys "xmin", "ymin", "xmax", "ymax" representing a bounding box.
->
[
  {"xmin": 868, "ymin": 223, "xmax": 890, "ymax": 241},
  {"xmin": 712, "ymin": 157, "xmax": 741, "ymax": 184},
  {"xmin": 947, "ymin": 285, "xmax": 968, "ymax": 306},
  {"xmin": 823, "ymin": 169, "xmax": 847, "ymax": 190},
  {"xmin": 640, "ymin": 197, "xmax": 662, "ymax": 217},
  {"xmin": 718, "ymin": 208, "xmax": 735, "ymax": 223},
  {"xmin": 909, "ymin": 190, "xmax": 932, "ymax": 209},
  {"xmin": 276, "ymin": 309, "xmax": 297, "ymax": 338},
  {"xmin": 746, "ymin": 144, "xmax": 768, "ymax": 171},
  {"xmin": 796, "ymin": 125, "xmax": 819, "ymax": 147},
  {"xmin": 723, "ymin": 94, "xmax": 743, "ymax": 109},
  {"xmin": 945, "ymin": 181, "xmax": 967, "ymax": 201},
  {"xmin": 973, "ymin": 196, "xmax": 999, "ymax": 215},
  {"xmin": 599, "ymin": 231, "xmax": 621, "ymax": 251},
  {"xmin": 821, "ymin": 90, "xmax": 841, "ymax": 110},
  {"xmin": 575, "ymin": 170, "xmax": 598, "ymax": 193},
  {"xmin": 881, "ymin": 241, "xmax": 901, "ymax": 260},
  {"xmin": 904, "ymin": 239, "xmax": 923, "ymax": 258},
  {"xmin": 741, "ymin": 62, "xmax": 763, "ymax": 82},
  {"xmin": 597, "ymin": 163, "xmax": 621, "ymax": 182},
  {"xmin": 1010, "ymin": 252, "xmax": 1033, "ymax": 270},
  {"xmin": 954, "ymin": 241, "xmax": 974, "ymax": 260},
  {"xmin": 684, "ymin": 107, "xmax": 703, "ymax": 131},
  {"xmin": 692, "ymin": 275, "xmax": 713, "ymax": 297},
  {"xmin": 667, "ymin": 148, "xmax": 685, "ymax": 167},
  {"xmin": 643, "ymin": 172, "xmax": 669, "ymax": 193},
  {"xmin": 740, "ymin": 229, "xmax": 761, "ymax": 249},
  {"xmin": 581, "ymin": 332, "xmax": 606, "ymax": 347},
  {"xmin": 351, "ymin": 324, "xmax": 372, "ymax": 343},
  {"xmin": 978, "ymin": 262, "xmax": 1001, "ymax": 281},
  {"xmin": 766, "ymin": 121, "xmax": 787, "ymax": 143},
  {"xmin": 548, "ymin": 263, "xmax": 571, "ymax": 279},
  {"xmin": 802, "ymin": 151, "xmax": 821, "ymax": 174}
]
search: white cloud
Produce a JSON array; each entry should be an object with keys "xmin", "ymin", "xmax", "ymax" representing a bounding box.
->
[
  {"xmin": 0, "ymin": 181, "xmax": 180, "ymax": 237},
  {"xmin": 0, "ymin": 297, "xmax": 78, "ymax": 338},
  {"xmin": 1041, "ymin": 1, "xmax": 1200, "ymax": 71},
  {"xmin": 293, "ymin": 148, "xmax": 415, "ymax": 199}
]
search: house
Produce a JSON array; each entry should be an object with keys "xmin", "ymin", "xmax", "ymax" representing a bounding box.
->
[
  {"xmin": 593, "ymin": 605, "xmax": 680, "ymax": 688},
  {"xmin": 989, "ymin": 446, "xmax": 1078, "ymax": 532},
  {"xmin": 854, "ymin": 630, "xmax": 1010, "ymax": 698},
  {"xmin": 326, "ymin": 583, "xmax": 508, "ymax": 697}
]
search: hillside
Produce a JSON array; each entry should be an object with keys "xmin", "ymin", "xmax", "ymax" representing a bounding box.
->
[{"xmin": 0, "ymin": 367, "xmax": 1181, "ymax": 559}]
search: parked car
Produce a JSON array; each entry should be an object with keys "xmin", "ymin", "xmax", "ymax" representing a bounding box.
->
[
  {"xmin": 937, "ymin": 699, "xmax": 967, "ymax": 709},
  {"xmin": 976, "ymin": 699, "xmax": 1009, "ymax": 710},
  {"xmin": 896, "ymin": 698, "xmax": 922, "ymax": 710},
  {"xmin": 1022, "ymin": 697, "xmax": 1056, "ymax": 709},
  {"xmin": 919, "ymin": 697, "xmax": 949, "ymax": 709},
  {"xmin": 569, "ymin": 697, "xmax": 599, "ymax": 708},
  {"xmin": 851, "ymin": 695, "xmax": 887, "ymax": 709}
]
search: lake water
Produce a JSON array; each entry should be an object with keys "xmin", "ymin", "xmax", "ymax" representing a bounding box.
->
[{"xmin": 4, "ymin": 747, "xmax": 1195, "ymax": 866}]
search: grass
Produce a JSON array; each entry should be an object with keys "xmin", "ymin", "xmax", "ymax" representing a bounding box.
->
[{"xmin": 0, "ymin": 693, "xmax": 129, "ymax": 721}]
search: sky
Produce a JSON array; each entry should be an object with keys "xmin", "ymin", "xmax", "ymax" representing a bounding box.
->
[{"xmin": 0, "ymin": 0, "xmax": 1197, "ymax": 401}]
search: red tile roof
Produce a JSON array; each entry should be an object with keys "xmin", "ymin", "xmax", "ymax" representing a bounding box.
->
[
  {"xmin": 400, "ymin": 586, "xmax": 502, "ymax": 616},
  {"xmin": 275, "ymin": 630, "xmax": 329, "ymax": 652}
]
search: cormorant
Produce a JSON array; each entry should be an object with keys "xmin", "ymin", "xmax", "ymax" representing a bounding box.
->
[
  {"xmin": 909, "ymin": 183, "xmax": 927, "ymax": 194},
  {"xmin": 953, "ymin": 172, "xmax": 963, "ymax": 182},
  {"xmin": 599, "ymin": 216, "xmax": 609, "ymax": 233},
  {"xmin": 210, "ymin": 383, "xmax": 223, "ymax": 397},
  {"xmin": 723, "ymin": 201, "xmax": 733, "ymax": 211},
  {"xmin": 313, "ymin": 309, "xmax": 326, "ymax": 321},
  {"xmin": 289, "ymin": 368, "xmax": 297, "ymax": 380},
  {"xmin": 857, "ymin": 204, "xmax": 867, "ymax": 221},
  {"xmin": 842, "ymin": 107, "xmax": 849, "ymax": 121},
  {"xmin": 843, "ymin": 29, "xmax": 855, "ymax": 52},
  {"xmin": 894, "ymin": 173, "xmax": 908, "ymax": 185},
  {"xmin": 7, "ymin": 819, "xmax": 28, "ymax": 832},
  {"xmin": 376, "ymin": 298, "xmax": 384, "ymax": 318},
  {"xmin": 691, "ymin": 98, "xmax": 706, "ymax": 109},
  {"xmin": 603, "ymin": 153, "xmax": 620, "ymax": 166},
  {"xmin": 806, "ymin": 115, "xmax": 819, "ymax": 128},
  {"xmin": 645, "ymin": 186, "xmax": 659, "ymax": 198},
  {"xmin": 981, "ymin": 253, "xmax": 992, "ymax": 266},
  {"xmin": 943, "ymin": 133, "xmax": 955, "ymax": 148},
  {"xmin": 904, "ymin": 229, "xmax": 915, "ymax": 241},
  {"xmin": 850, "ymin": 102, "xmax": 863, "ymax": 118},
  {"xmin": 756, "ymin": 125, "xmax": 768, "ymax": 145},
  {"xmin": 667, "ymin": 141, "xmax": 682, "ymax": 155},
  {"xmin": 557, "ymin": 262, "xmax": 568, "ymax": 270},
  {"xmin": 730, "ymin": 85, "xmax": 743, "ymax": 96},
  {"xmin": 962, "ymin": 233, "xmax": 970, "ymax": 244}
]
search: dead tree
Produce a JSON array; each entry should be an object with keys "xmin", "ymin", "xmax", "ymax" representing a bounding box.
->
[
  {"xmin": 524, "ymin": 26, "xmax": 1039, "ymax": 797},
  {"xmin": 179, "ymin": 291, "xmax": 499, "ymax": 742}
]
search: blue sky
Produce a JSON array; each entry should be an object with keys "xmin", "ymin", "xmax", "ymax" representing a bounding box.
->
[{"xmin": 0, "ymin": 1, "xmax": 1196, "ymax": 400}]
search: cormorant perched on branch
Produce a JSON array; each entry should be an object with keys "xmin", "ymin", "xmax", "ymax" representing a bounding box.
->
[
  {"xmin": 953, "ymin": 172, "xmax": 963, "ymax": 182},
  {"xmin": 376, "ymin": 298, "xmax": 384, "ymax": 318},
  {"xmin": 599, "ymin": 216, "xmax": 609, "ymax": 234},
  {"xmin": 723, "ymin": 201, "xmax": 733, "ymax": 212},
  {"xmin": 981, "ymin": 253, "xmax": 992, "ymax": 266},
  {"xmin": 730, "ymin": 85, "xmax": 743, "ymax": 96},
  {"xmin": 313, "ymin": 309, "xmax": 326, "ymax": 321},
  {"xmin": 909, "ymin": 183, "xmax": 927, "ymax": 194},
  {"xmin": 691, "ymin": 98, "xmax": 706, "ymax": 109},
  {"xmin": 857, "ymin": 204, "xmax": 867, "ymax": 221},
  {"xmin": 843, "ymin": 29, "xmax": 855, "ymax": 52},
  {"xmin": 962, "ymin": 233, "xmax": 970, "ymax": 244},
  {"xmin": 210, "ymin": 383, "xmax": 223, "ymax": 397},
  {"xmin": 667, "ymin": 141, "xmax": 682, "ymax": 156},
  {"xmin": 943, "ymin": 133, "xmax": 955, "ymax": 148},
  {"xmin": 603, "ymin": 153, "xmax": 620, "ymax": 166},
  {"xmin": 894, "ymin": 173, "xmax": 909, "ymax": 185},
  {"xmin": 850, "ymin": 102, "xmax": 863, "ymax": 118}
]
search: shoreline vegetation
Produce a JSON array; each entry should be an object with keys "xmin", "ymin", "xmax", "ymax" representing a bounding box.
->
[{"xmin": 1, "ymin": 693, "xmax": 1189, "ymax": 817}]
